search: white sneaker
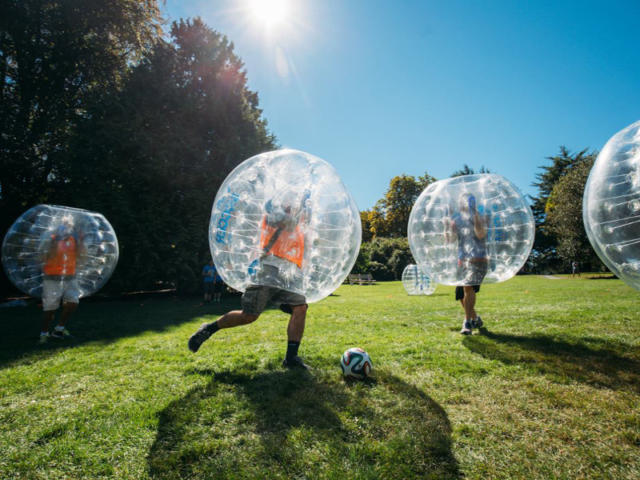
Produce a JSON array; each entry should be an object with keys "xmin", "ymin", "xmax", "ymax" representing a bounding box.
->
[{"xmin": 460, "ymin": 320, "xmax": 473, "ymax": 335}]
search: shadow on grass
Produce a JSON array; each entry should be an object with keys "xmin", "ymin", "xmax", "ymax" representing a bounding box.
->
[
  {"xmin": 0, "ymin": 296, "xmax": 239, "ymax": 369},
  {"xmin": 464, "ymin": 329, "xmax": 640, "ymax": 393},
  {"xmin": 148, "ymin": 367, "xmax": 461, "ymax": 479}
]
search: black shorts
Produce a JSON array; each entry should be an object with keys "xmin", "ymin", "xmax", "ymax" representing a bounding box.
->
[
  {"xmin": 455, "ymin": 285, "xmax": 480, "ymax": 301},
  {"xmin": 241, "ymin": 285, "xmax": 306, "ymax": 316}
]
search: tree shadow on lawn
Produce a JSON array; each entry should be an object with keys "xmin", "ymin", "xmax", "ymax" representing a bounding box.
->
[
  {"xmin": 0, "ymin": 296, "xmax": 237, "ymax": 369},
  {"xmin": 464, "ymin": 329, "xmax": 640, "ymax": 393},
  {"xmin": 148, "ymin": 366, "xmax": 461, "ymax": 480}
]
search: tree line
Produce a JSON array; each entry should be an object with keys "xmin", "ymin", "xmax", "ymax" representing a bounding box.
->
[
  {"xmin": 0, "ymin": 1, "xmax": 605, "ymax": 296},
  {"xmin": 355, "ymin": 153, "xmax": 604, "ymax": 280}
]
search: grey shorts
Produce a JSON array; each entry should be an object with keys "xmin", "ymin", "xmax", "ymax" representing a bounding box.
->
[
  {"xmin": 241, "ymin": 285, "xmax": 307, "ymax": 316},
  {"xmin": 42, "ymin": 276, "xmax": 80, "ymax": 311},
  {"xmin": 457, "ymin": 258, "xmax": 489, "ymax": 286}
]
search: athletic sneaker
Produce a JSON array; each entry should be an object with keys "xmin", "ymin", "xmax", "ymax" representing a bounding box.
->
[
  {"xmin": 188, "ymin": 323, "xmax": 216, "ymax": 353},
  {"xmin": 460, "ymin": 320, "xmax": 473, "ymax": 335},
  {"xmin": 471, "ymin": 316, "xmax": 483, "ymax": 329},
  {"xmin": 51, "ymin": 328, "xmax": 71, "ymax": 339},
  {"xmin": 38, "ymin": 333, "xmax": 49, "ymax": 344},
  {"xmin": 282, "ymin": 355, "xmax": 310, "ymax": 370}
]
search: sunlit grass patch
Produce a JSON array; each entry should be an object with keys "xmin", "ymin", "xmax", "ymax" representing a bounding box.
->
[{"xmin": 0, "ymin": 275, "xmax": 638, "ymax": 479}]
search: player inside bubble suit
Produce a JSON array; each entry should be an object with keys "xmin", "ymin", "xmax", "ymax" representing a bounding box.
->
[
  {"xmin": 446, "ymin": 193, "xmax": 489, "ymax": 335},
  {"xmin": 39, "ymin": 218, "xmax": 87, "ymax": 343},
  {"xmin": 189, "ymin": 190, "xmax": 312, "ymax": 370}
]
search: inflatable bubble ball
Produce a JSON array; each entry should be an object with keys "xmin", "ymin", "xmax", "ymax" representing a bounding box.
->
[
  {"xmin": 583, "ymin": 120, "xmax": 640, "ymax": 290},
  {"xmin": 2, "ymin": 205, "xmax": 119, "ymax": 299},
  {"xmin": 209, "ymin": 149, "xmax": 361, "ymax": 303},
  {"xmin": 401, "ymin": 264, "xmax": 436, "ymax": 295},
  {"xmin": 408, "ymin": 174, "xmax": 534, "ymax": 286}
]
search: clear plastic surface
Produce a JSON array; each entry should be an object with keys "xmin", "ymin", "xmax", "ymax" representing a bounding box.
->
[
  {"xmin": 401, "ymin": 264, "xmax": 435, "ymax": 295},
  {"xmin": 583, "ymin": 120, "xmax": 640, "ymax": 290},
  {"xmin": 209, "ymin": 149, "xmax": 361, "ymax": 303},
  {"xmin": 2, "ymin": 205, "xmax": 119, "ymax": 298},
  {"xmin": 408, "ymin": 174, "xmax": 534, "ymax": 286}
]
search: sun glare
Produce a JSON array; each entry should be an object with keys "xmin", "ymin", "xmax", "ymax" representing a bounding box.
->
[{"xmin": 249, "ymin": 0, "xmax": 289, "ymax": 28}]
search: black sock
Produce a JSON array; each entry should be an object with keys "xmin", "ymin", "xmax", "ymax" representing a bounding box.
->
[
  {"xmin": 286, "ymin": 341, "xmax": 300, "ymax": 360},
  {"xmin": 206, "ymin": 321, "xmax": 220, "ymax": 334}
]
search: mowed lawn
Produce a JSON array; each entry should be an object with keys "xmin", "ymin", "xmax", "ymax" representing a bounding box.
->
[{"xmin": 0, "ymin": 275, "xmax": 638, "ymax": 479}]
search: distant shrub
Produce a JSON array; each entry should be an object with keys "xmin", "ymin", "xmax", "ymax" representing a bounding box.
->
[{"xmin": 352, "ymin": 237, "xmax": 414, "ymax": 280}]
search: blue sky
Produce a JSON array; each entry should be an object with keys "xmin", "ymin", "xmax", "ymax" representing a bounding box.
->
[{"xmin": 163, "ymin": 0, "xmax": 640, "ymax": 210}]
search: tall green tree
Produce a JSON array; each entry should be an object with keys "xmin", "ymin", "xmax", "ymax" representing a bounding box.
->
[
  {"xmin": 360, "ymin": 211, "xmax": 374, "ymax": 242},
  {"xmin": 0, "ymin": 0, "xmax": 163, "ymax": 294},
  {"xmin": 545, "ymin": 159, "xmax": 603, "ymax": 271},
  {"xmin": 62, "ymin": 18, "xmax": 275, "ymax": 293},
  {"xmin": 530, "ymin": 147, "xmax": 597, "ymax": 270},
  {"xmin": 368, "ymin": 173, "xmax": 436, "ymax": 238}
]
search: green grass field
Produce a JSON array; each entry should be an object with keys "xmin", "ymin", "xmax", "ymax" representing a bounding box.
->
[{"xmin": 1, "ymin": 275, "xmax": 639, "ymax": 479}]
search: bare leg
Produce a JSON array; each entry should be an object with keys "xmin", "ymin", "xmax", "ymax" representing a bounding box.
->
[
  {"xmin": 287, "ymin": 304, "xmax": 307, "ymax": 342},
  {"xmin": 216, "ymin": 310, "xmax": 259, "ymax": 329},
  {"xmin": 58, "ymin": 302, "xmax": 77, "ymax": 327},
  {"xmin": 283, "ymin": 304, "xmax": 309, "ymax": 368},
  {"xmin": 463, "ymin": 286, "xmax": 476, "ymax": 320},
  {"xmin": 42, "ymin": 311, "xmax": 55, "ymax": 333}
]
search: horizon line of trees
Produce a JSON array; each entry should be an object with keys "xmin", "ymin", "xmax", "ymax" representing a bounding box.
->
[
  {"xmin": 354, "ymin": 151, "xmax": 605, "ymax": 280},
  {"xmin": 1, "ymin": 2, "xmax": 606, "ymax": 296}
]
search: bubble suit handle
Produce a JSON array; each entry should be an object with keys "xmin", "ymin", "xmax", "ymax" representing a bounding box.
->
[
  {"xmin": 209, "ymin": 149, "xmax": 361, "ymax": 303},
  {"xmin": 408, "ymin": 174, "xmax": 535, "ymax": 286},
  {"xmin": 2, "ymin": 205, "xmax": 119, "ymax": 298},
  {"xmin": 583, "ymin": 120, "xmax": 640, "ymax": 290},
  {"xmin": 401, "ymin": 264, "xmax": 436, "ymax": 295}
]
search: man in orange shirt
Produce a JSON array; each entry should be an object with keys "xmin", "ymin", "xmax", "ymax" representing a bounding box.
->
[
  {"xmin": 39, "ymin": 221, "xmax": 85, "ymax": 344},
  {"xmin": 189, "ymin": 192, "xmax": 310, "ymax": 369}
]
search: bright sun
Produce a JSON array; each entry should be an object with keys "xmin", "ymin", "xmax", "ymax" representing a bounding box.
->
[{"xmin": 248, "ymin": 0, "xmax": 289, "ymax": 28}]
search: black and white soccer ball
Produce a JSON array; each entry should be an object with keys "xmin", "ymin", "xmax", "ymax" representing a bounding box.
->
[{"xmin": 340, "ymin": 347, "xmax": 372, "ymax": 379}]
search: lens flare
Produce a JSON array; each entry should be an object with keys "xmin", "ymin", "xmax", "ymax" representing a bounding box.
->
[{"xmin": 249, "ymin": 0, "xmax": 289, "ymax": 28}]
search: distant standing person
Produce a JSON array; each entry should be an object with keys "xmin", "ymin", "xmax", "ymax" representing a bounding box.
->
[
  {"xmin": 39, "ymin": 221, "xmax": 86, "ymax": 344},
  {"xmin": 212, "ymin": 264, "xmax": 223, "ymax": 303},
  {"xmin": 447, "ymin": 193, "xmax": 489, "ymax": 335},
  {"xmin": 202, "ymin": 260, "xmax": 217, "ymax": 303},
  {"xmin": 571, "ymin": 261, "xmax": 580, "ymax": 278}
]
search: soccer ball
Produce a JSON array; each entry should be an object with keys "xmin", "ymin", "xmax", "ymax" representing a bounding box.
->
[{"xmin": 340, "ymin": 348, "xmax": 372, "ymax": 379}]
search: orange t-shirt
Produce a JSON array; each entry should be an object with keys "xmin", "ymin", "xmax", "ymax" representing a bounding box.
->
[
  {"xmin": 260, "ymin": 218, "xmax": 304, "ymax": 268},
  {"xmin": 43, "ymin": 236, "xmax": 77, "ymax": 276}
]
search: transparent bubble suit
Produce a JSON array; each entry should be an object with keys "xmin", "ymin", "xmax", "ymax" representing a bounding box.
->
[
  {"xmin": 401, "ymin": 264, "xmax": 435, "ymax": 295},
  {"xmin": 408, "ymin": 174, "xmax": 534, "ymax": 286},
  {"xmin": 1, "ymin": 205, "xmax": 119, "ymax": 298},
  {"xmin": 209, "ymin": 149, "xmax": 361, "ymax": 303},
  {"xmin": 583, "ymin": 120, "xmax": 640, "ymax": 290}
]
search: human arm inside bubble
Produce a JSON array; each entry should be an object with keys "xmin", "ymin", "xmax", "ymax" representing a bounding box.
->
[
  {"xmin": 445, "ymin": 217, "xmax": 458, "ymax": 244},
  {"xmin": 264, "ymin": 190, "xmax": 310, "ymax": 231},
  {"xmin": 73, "ymin": 236, "xmax": 88, "ymax": 271},
  {"xmin": 473, "ymin": 212, "xmax": 488, "ymax": 240},
  {"xmin": 39, "ymin": 235, "xmax": 57, "ymax": 263}
]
